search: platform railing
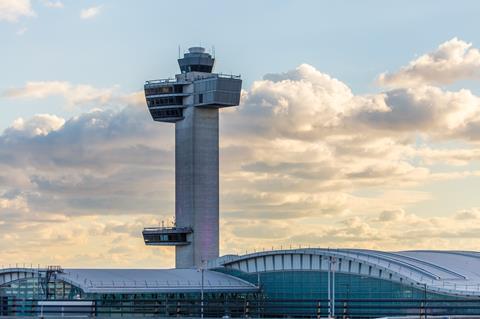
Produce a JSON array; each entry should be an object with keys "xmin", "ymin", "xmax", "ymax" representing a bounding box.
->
[
  {"xmin": 145, "ymin": 73, "xmax": 240, "ymax": 86},
  {"xmin": 144, "ymin": 78, "xmax": 179, "ymax": 85}
]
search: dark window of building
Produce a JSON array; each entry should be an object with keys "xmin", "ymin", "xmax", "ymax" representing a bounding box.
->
[
  {"xmin": 188, "ymin": 64, "xmax": 213, "ymax": 73},
  {"xmin": 158, "ymin": 86, "xmax": 173, "ymax": 94},
  {"xmin": 144, "ymin": 232, "xmax": 187, "ymax": 243},
  {"xmin": 199, "ymin": 94, "xmax": 203, "ymax": 104},
  {"xmin": 150, "ymin": 108, "xmax": 183, "ymax": 120},
  {"xmin": 149, "ymin": 96, "xmax": 183, "ymax": 107},
  {"xmin": 145, "ymin": 86, "xmax": 174, "ymax": 96},
  {"xmin": 174, "ymin": 85, "xmax": 183, "ymax": 93}
]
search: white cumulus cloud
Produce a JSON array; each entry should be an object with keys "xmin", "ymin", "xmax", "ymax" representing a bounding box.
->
[
  {"xmin": 41, "ymin": 0, "xmax": 63, "ymax": 8},
  {"xmin": 0, "ymin": 0, "xmax": 35, "ymax": 22},
  {"xmin": 235, "ymin": 63, "xmax": 480, "ymax": 141},
  {"xmin": 5, "ymin": 114, "xmax": 65, "ymax": 138},
  {"xmin": 80, "ymin": 5, "xmax": 102, "ymax": 19},
  {"xmin": 3, "ymin": 81, "xmax": 125, "ymax": 109},
  {"xmin": 378, "ymin": 38, "xmax": 480, "ymax": 87}
]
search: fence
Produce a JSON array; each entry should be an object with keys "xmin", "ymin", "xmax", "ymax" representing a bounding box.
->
[{"xmin": 1, "ymin": 297, "xmax": 480, "ymax": 318}]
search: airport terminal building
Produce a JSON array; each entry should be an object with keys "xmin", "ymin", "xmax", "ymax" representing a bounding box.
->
[
  {"xmin": 2, "ymin": 48, "xmax": 480, "ymax": 318},
  {"xmin": 2, "ymin": 249, "xmax": 480, "ymax": 317}
]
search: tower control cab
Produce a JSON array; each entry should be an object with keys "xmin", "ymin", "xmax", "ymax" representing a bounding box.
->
[{"xmin": 144, "ymin": 47, "xmax": 241, "ymax": 123}]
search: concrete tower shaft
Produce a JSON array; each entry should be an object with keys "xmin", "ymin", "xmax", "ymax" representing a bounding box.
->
[
  {"xmin": 175, "ymin": 107, "xmax": 219, "ymax": 268},
  {"xmin": 143, "ymin": 47, "xmax": 242, "ymax": 268}
]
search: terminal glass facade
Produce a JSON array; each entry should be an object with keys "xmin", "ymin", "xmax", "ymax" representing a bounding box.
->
[
  {"xmin": 216, "ymin": 268, "xmax": 480, "ymax": 318},
  {"xmin": 0, "ymin": 276, "xmax": 258, "ymax": 317},
  {"xmin": 2, "ymin": 270, "xmax": 480, "ymax": 318}
]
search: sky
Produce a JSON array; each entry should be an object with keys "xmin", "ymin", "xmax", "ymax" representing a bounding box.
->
[{"xmin": 1, "ymin": 0, "xmax": 480, "ymax": 268}]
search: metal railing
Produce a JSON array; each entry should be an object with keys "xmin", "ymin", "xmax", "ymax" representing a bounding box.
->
[
  {"xmin": 144, "ymin": 78, "xmax": 179, "ymax": 85},
  {"xmin": 217, "ymin": 73, "xmax": 241, "ymax": 79},
  {"xmin": 2, "ymin": 298, "xmax": 480, "ymax": 318},
  {"xmin": 59, "ymin": 279, "xmax": 252, "ymax": 289},
  {"xmin": 145, "ymin": 73, "xmax": 240, "ymax": 86},
  {"xmin": 143, "ymin": 226, "xmax": 193, "ymax": 233}
]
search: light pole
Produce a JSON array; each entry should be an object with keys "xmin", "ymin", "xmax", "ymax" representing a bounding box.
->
[
  {"xmin": 326, "ymin": 256, "xmax": 337, "ymax": 319},
  {"xmin": 419, "ymin": 282, "xmax": 427, "ymax": 319},
  {"xmin": 327, "ymin": 257, "xmax": 331, "ymax": 319},
  {"xmin": 200, "ymin": 260, "xmax": 206, "ymax": 319},
  {"xmin": 331, "ymin": 257, "xmax": 336, "ymax": 319}
]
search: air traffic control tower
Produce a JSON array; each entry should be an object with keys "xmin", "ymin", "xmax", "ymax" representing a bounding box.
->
[{"xmin": 142, "ymin": 47, "xmax": 242, "ymax": 268}]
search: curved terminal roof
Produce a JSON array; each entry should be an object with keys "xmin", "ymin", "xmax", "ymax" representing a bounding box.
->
[
  {"xmin": 0, "ymin": 268, "xmax": 258, "ymax": 294},
  {"xmin": 0, "ymin": 268, "xmax": 37, "ymax": 286},
  {"xmin": 210, "ymin": 249, "xmax": 480, "ymax": 297},
  {"xmin": 3, "ymin": 249, "xmax": 480, "ymax": 297},
  {"xmin": 58, "ymin": 269, "xmax": 258, "ymax": 293}
]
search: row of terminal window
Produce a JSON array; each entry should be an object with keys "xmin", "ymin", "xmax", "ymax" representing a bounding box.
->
[
  {"xmin": 194, "ymin": 91, "xmax": 239, "ymax": 105},
  {"xmin": 150, "ymin": 108, "xmax": 183, "ymax": 119},
  {"xmin": 145, "ymin": 85, "xmax": 183, "ymax": 96},
  {"xmin": 144, "ymin": 233, "xmax": 188, "ymax": 243},
  {"xmin": 194, "ymin": 79, "xmax": 217, "ymax": 92},
  {"xmin": 148, "ymin": 96, "xmax": 183, "ymax": 107},
  {"xmin": 194, "ymin": 78, "xmax": 242, "ymax": 93},
  {"xmin": 180, "ymin": 64, "xmax": 213, "ymax": 73}
]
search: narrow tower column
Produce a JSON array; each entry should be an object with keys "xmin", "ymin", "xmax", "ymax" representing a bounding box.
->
[
  {"xmin": 143, "ymin": 47, "xmax": 242, "ymax": 268},
  {"xmin": 175, "ymin": 107, "xmax": 219, "ymax": 268}
]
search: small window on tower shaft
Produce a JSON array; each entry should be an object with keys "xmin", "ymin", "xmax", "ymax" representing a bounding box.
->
[{"xmin": 199, "ymin": 94, "xmax": 203, "ymax": 104}]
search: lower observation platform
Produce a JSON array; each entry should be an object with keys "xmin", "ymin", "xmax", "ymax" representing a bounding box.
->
[{"xmin": 142, "ymin": 227, "xmax": 192, "ymax": 246}]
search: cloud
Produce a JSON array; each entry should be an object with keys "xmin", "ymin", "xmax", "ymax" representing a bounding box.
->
[
  {"xmin": 237, "ymin": 63, "xmax": 480, "ymax": 142},
  {"xmin": 351, "ymin": 86, "xmax": 480, "ymax": 135},
  {"xmin": 0, "ymin": 106, "xmax": 174, "ymax": 218},
  {"xmin": 0, "ymin": 106, "xmax": 176, "ymax": 267},
  {"xmin": 0, "ymin": 74, "xmax": 453, "ymax": 220},
  {"xmin": 0, "ymin": 194, "xmax": 28, "ymax": 211},
  {"xmin": 234, "ymin": 64, "xmax": 355, "ymax": 141},
  {"xmin": 4, "ymin": 39, "xmax": 480, "ymax": 265},
  {"xmin": 2, "ymin": 81, "xmax": 139, "ymax": 109},
  {"xmin": 378, "ymin": 38, "xmax": 480, "ymax": 87},
  {"xmin": 80, "ymin": 5, "xmax": 102, "ymax": 19},
  {"xmin": 0, "ymin": 0, "xmax": 35, "ymax": 22},
  {"xmin": 5, "ymin": 114, "xmax": 65, "ymax": 138},
  {"xmin": 455, "ymin": 208, "xmax": 480, "ymax": 220},
  {"xmin": 416, "ymin": 147, "xmax": 480, "ymax": 166},
  {"xmin": 41, "ymin": 0, "xmax": 63, "ymax": 8},
  {"xmin": 376, "ymin": 209, "xmax": 409, "ymax": 223}
]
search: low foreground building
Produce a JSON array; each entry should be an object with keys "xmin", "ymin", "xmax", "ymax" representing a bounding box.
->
[{"xmin": 2, "ymin": 248, "xmax": 480, "ymax": 317}]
